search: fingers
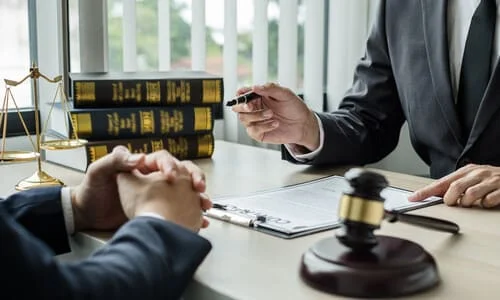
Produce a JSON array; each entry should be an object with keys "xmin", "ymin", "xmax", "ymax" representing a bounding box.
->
[
  {"xmin": 237, "ymin": 109, "xmax": 274, "ymax": 127},
  {"xmin": 408, "ymin": 164, "xmax": 478, "ymax": 201},
  {"xmin": 87, "ymin": 146, "xmax": 146, "ymax": 178},
  {"xmin": 246, "ymin": 119, "xmax": 279, "ymax": 142},
  {"xmin": 443, "ymin": 175, "xmax": 483, "ymax": 206},
  {"xmin": 483, "ymin": 189, "xmax": 500, "ymax": 208},
  {"xmin": 200, "ymin": 193, "xmax": 212, "ymax": 229},
  {"xmin": 252, "ymin": 82, "xmax": 294, "ymax": 101},
  {"xmin": 132, "ymin": 149, "xmax": 208, "ymax": 194},
  {"xmin": 182, "ymin": 160, "xmax": 207, "ymax": 193},
  {"xmin": 410, "ymin": 164, "xmax": 500, "ymax": 209},
  {"xmin": 136, "ymin": 150, "xmax": 187, "ymax": 181},
  {"xmin": 232, "ymin": 98, "xmax": 264, "ymax": 113},
  {"xmin": 236, "ymin": 86, "xmax": 253, "ymax": 96},
  {"xmin": 232, "ymin": 82, "xmax": 296, "ymax": 113},
  {"xmin": 233, "ymin": 87, "xmax": 263, "ymax": 112},
  {"xmin": 200, "ymin": 193, "xmax": 212, "ymax": 211},
  {"xmin": 201, "ymin": 217, "xmax": 210, "ymax": 229}
]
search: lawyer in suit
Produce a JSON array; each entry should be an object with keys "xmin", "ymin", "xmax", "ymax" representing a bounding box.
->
[
  {"xmin": 233, "ymin": 0, "xmax": 500, "ymax": 208},
  {"xmin": 0, "ymin": 146, "xmax": 212, "ymax": 299}
]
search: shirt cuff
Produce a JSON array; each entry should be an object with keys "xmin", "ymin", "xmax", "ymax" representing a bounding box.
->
[
  {"xmin": 284, "ymin": 114, "xmax": 325, "ymax": 162},
  {"xmin": 61, "ymin": 187, "xmax": 75, "ymax": 235},
  {"xmin": 137, "ymin": 212, "xmax": 166, "ymax": 221}
]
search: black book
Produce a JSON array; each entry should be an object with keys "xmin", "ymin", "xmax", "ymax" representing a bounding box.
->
[
  {"xmin": 49, "ymin": 103, "xmax": 214, "ymax": 141},
  {"xmin": 70, "ymin": 71, "xmax": 224, "ymax": 113}
]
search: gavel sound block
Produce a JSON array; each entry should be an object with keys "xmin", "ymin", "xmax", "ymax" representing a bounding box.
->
[{"xmin": 300, "ymin": 169, "xmax": 440, "ymax": 298}]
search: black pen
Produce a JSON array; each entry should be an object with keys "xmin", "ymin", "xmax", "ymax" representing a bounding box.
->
[{"xmin": 226, "ymin": 91, "xmax": 261, "ymax": 107}]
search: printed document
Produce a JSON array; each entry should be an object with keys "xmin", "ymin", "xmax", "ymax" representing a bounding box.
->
[{"xmin": 210, "ymin": 176, "xmax": 442, "ymax": 238}]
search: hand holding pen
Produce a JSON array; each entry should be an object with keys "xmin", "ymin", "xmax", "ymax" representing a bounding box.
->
[
  {"xmin": 230, "ymin": 84, "xmax": 320, "ymax": 150},
  {"xmin": 226, "ymin": 91, "xmax": 262, "ymax": 107}
]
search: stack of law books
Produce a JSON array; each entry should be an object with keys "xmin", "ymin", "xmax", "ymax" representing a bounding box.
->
[{"xmin": 45, "ymin": 71, "xmax": 223, "ymax": 172}]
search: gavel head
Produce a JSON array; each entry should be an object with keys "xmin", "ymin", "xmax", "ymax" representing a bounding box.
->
[{"xmin": 335, "ymin": 168, "xmax": 389, "ymax": 252}]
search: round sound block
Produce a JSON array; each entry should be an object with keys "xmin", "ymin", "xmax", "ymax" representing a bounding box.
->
[{"xmin": 300, "ymin": 235, "xmax": 439, "ymax": 298}]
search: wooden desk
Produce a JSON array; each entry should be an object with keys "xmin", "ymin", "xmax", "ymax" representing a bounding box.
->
[{"xmin": 2, "ymin": 141, "xmax": 500, "ymax": 299}]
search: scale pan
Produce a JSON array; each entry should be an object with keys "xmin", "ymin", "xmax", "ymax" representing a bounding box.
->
[
  {"xmin": 40, "ymin": 139, "xmax": 88, "ymax": 150},
  {"xmin": 0, "ymin": 151, "xmax": 40, "ymax": 163}
]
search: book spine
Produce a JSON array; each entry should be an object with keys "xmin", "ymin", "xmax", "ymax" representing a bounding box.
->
[
  {"xmin": 86, "ymin": 133, "xmax": 215, "ymax": 166},
  {"xmin": 73, "ymin": 78, "xmax": 223, "ymax": 108},
  {"xmin": 69, "ymin": 106, "xmax": 213, "ymax": 140}
]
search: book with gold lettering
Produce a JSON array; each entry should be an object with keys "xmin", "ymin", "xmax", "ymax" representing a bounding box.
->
[
  {"xmin": 44, "ymin": 131, "xmax": 215, "ymax": 172},
  {"xmin": 49, "ymin": 103, "xmax": 214, "ymax": 140},
  {"xmin": 70, "ymin": 71, "xmax": 223, "ymax": 108},
  {"xmin": 86, "ymin": 133, "xmax": 214, "ymax": 164}
]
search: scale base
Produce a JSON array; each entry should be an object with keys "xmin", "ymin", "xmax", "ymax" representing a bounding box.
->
[
  {"xmin": 300, "ymin": 235, "xmax": 439, "ymax": 298},
  {"xmin": 16, "ymin": 170, "xmax": 65, "ymax": 191}
]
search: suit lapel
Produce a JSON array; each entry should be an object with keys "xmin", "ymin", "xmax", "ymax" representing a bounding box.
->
[
  {"xmin": 465, "ymin": 61, "xmax": 500, "ymax": 150},
  {"xmin": 421, "ymin": 0, "xmax": 463, "ymax": 147}
]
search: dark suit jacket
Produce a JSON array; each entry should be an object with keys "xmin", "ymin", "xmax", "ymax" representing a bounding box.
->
[
  {"xmin": 0, "ymin": 186, "xmax": 212, "ymax": 299},
  {"xmin": 283, "ymin": 0, "xmax": 500, "ymax": 179}
]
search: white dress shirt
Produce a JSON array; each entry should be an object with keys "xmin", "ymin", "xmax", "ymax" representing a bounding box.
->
[{"xmin": 287, "ymin": 0, "xmax": 500, "ymax": 160}]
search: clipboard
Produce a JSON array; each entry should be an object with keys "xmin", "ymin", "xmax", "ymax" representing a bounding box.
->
[{"xmin": 205, "ymin": 175, "xmax": 443, "ymax": 239}]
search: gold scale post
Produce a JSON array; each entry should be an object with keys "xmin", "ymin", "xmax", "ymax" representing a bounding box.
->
[{"xmin": 1, "ymin": 63, "xmax": 87, "ymax": 190}]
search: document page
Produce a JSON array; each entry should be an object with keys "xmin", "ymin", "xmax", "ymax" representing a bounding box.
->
[{"xmin": 212, "ymin": 176, "xmax": 442, "ymax": 235}]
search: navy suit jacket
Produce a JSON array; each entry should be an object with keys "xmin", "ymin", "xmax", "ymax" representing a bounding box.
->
[
  {"xmin": 283, "ymin": 0, "xmax": 500, "ymax": 179},
  {"xmin": 0, "ymin": 186, "xmax": 212, "ymax": 299}
]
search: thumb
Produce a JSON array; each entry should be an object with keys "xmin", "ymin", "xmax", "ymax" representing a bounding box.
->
[
  {"xmin": 252, "ymin": 82, "xmax": 295, "ymax": 102},
  {"xmin": 87, "ymin": 146, "xmax": 145, "ymax": 177}
]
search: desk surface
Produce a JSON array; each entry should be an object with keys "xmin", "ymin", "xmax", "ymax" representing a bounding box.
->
[{"xmin": 2, "ymin": 141, "xmax": 500, "ymax": 299}]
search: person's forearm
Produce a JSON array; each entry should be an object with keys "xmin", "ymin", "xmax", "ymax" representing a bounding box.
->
[
  {"xmin": 0, "ymin": 187, "xmax": 70, "ymax": 254},
  {"xmin": 61, "ymin": 218, "xmax": 212, "ymax": 299},
  {"xmin": 1, "ymin": 214, "xmax": 211, "ymax": 299}
]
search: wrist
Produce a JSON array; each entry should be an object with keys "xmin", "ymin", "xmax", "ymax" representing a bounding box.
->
[
  {"xmin": 70, "ymin": 186, "xmax": 88, "ymax": 232},
  {"xmin": 299, "ymin": 110, "xmax": 320, "ymax": 151},
  {"xmin": 135, "ymin": 201, "xmax": 170, "ymax": 220}
]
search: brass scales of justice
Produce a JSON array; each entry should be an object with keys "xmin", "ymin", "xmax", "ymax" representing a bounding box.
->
[{"xmin": 0, "ymin": 63, "xmax": 87, "ymax": 190}]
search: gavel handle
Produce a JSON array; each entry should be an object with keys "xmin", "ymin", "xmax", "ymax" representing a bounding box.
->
[{"xmin": 385, "ymin": 211, "xmax": 460, "ymax": 234}]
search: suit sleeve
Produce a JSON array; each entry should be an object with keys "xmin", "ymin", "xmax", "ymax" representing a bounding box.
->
[
  {"xmin": 0, "ymin": 186, "xmax": 70, "ymax": 254},
  {"xmin": 0, "ymin": 205, "xmax": 212, "ymax": 300},
  {"xmin": 282, "ymin": 0, "xmax": 406, "ymax": 166}
]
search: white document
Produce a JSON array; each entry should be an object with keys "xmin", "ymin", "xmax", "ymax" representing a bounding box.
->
[{"xmin": 208, "ymin": 176, "xmax": 442, "ymax": 238}]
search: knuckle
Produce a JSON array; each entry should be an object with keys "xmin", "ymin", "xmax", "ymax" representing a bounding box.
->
[
  {"xmin": 483, "ymin": 194, "xmax": 496, "ymax": 208},
  {"xmin": 181, "ymin": 159, "xmax": 194, "ymax": 167},
  {"xmin": 283, "ymin": 86, "xmax": 294, "ymax": 95},
  {"xmin": 464, "ymin": 186, "xmax": 481, "ymax": 200},
  {"xmin": 443, "ymin": 195, "xmax": 456, "ymax": 206},
  {"xmin": 473, "ymin": 168, "xmax": 491, "ymax": 178},
  {"xmin": 237, "ymin": 86, "xmax": 250, "ymax": 94},
  {"xmin": 487, "ymin": 175, "xmax": 500, "ymax": 185},
  {"xmin": 238, "ymin": 112, "xmax": 245, "ymax": 122},
  {"xmin": 157, "ymin": 149, "xmax": 171, "ymax": 157},
  {"xmin": 449, "ymin": 181, "xmax": 465, "ymax": 193},
  {"xmin": 247, "ymin": 126, "xmax": 261, "ymax": 140},
  {"xmin": 246, "ymin": 126, "xmax": 256, "ymax": 137}
]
